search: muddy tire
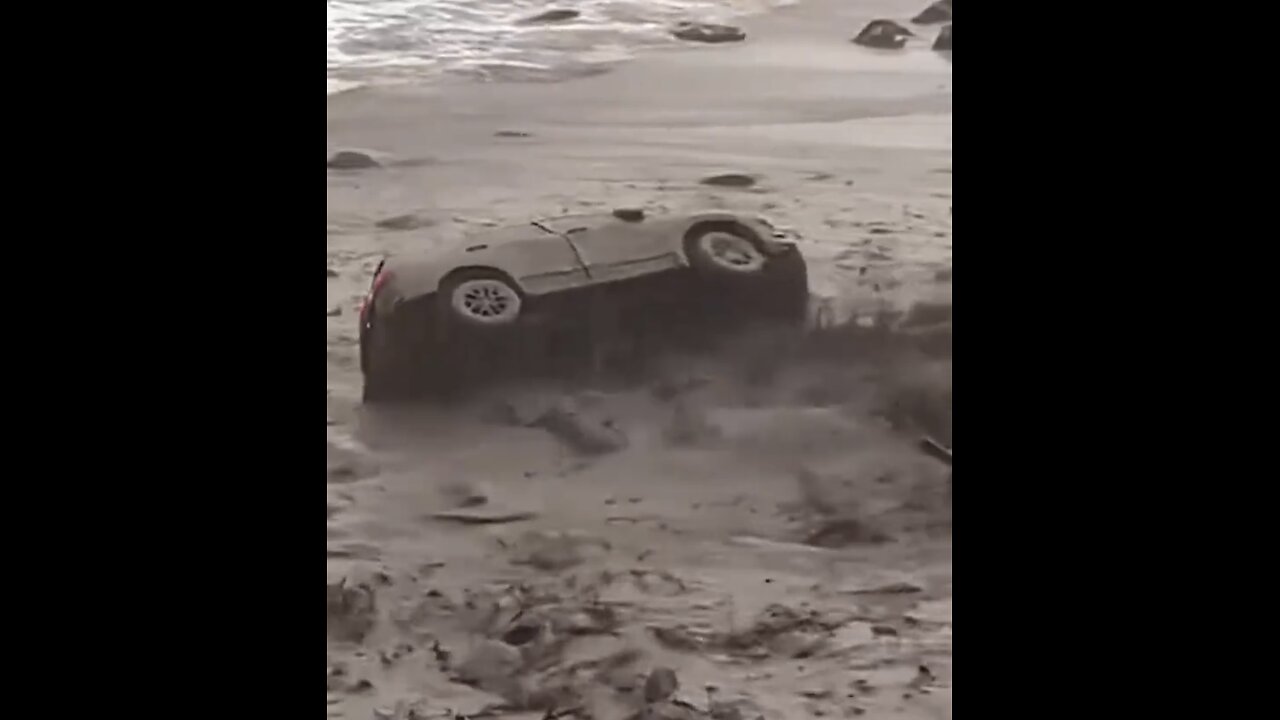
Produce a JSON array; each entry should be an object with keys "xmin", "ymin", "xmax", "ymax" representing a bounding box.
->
[
  {"xmin": 685, "ymin": 223, "xmax": 809, "ymax": 326},
  {"xmin": 438, "ymin": 268, "xmax": 524, "ymax": 330},
  {"xmin": 684, "ymin": 223, "xmax": 770, "ymax": 279}
]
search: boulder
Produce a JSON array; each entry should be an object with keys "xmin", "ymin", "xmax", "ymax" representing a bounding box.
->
[
  {"xmin": 911, "ymin": 0, "xmax": 953, "ymax": 25},
  {"xmin": 672, "ymin": 21, "xmax": 746, "ymax": 44},
  {"xmin": 853, "ymin": 20, "xmax": 914, "ymax": 50},
  {"xmin": 375, "ymin": 213, "xmax": 433, "ymax": 231},
  {"xmin": 517, "ymin": 9, "xmax": 579, "ymax": 25},
  {"xmin": 644, "ymin": 667, "xmax": 680, "ymax": 703},
  {"xmin": 933, "ymin": 24, "xmax": 952, "ymax": 51},
  {"xmin": 327, "ymin": 150, "xmax": 381, "ymax": 170},
  {"xmin": 700, "ymin": 172, "xmax": 757, "ymax": 188}
]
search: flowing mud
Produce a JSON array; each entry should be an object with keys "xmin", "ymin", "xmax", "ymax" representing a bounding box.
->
[
  {"xmin": 327, "ymin": 306, "xmax": 952, "ymax": 719},
  {"xmin": 328, "ymin": 2, "xmax": 952, "ymax": 712}
]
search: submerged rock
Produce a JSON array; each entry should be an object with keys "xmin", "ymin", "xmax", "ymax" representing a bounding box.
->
[
  {"xmin": 912, "ymin": 0, "xmax": 953, "ymax": 25},
  {"xmin": 375, "ymin": 213, "xmax": 434, "ymax": 231},
  {"xmin": 672, "ymin": 21, "xmax": 746, "ymax": 44},
  {"xmin": 517, "ymin": 9, "xmax": 579, "ymax": 25},
  {"xmin": 853, "ymin": 20, "xmax": 915, "ymax": 49},
  {"xmin": 933, "ymin": 24, "xmax": 952, "ymax": 51},
  {"xmin": 700, "ymin": 172, "xmax": 757, "ymax": 188},
  {"xmin": 644, "ymin": 667, "xmax": 680, "ymax": 703},
  {"xmin": 327, "ymin": 150, "xmax": 381, "ymax": 170}
]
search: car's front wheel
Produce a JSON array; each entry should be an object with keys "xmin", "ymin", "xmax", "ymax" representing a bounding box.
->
[
  {"xmin": 684, "ymin": 223, "xmax": 809, "ymax": 325},
  {"xmin": 684, "ymin": 223, "xmax": 770, "ymax": 278}
]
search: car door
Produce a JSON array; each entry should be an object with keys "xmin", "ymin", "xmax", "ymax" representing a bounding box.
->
[
  {"xmin": 467, "ymin": 224, "xmax": 590, "ymax": 296},
  {"xmin": 540, "ymin": 215, "xmax": 683, "ymax": 284}
]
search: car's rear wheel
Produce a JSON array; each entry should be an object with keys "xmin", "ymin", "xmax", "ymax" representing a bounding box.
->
[
  {"xmin": 439, "ymin": 269, "xmax": 524, "ymax": 329},
  {"xmin": 684, "ymin": 224, "xmax": 769, "ymax": 278}
]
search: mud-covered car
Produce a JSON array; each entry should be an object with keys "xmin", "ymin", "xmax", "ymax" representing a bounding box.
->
[{"xmin": 358, "ymin": 209, "xmax": 809, "ymax": 402}]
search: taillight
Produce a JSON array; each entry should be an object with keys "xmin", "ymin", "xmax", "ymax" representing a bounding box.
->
[{"xmin": 359, "ymin": 267, "xmax": 393, "ymax": 320}]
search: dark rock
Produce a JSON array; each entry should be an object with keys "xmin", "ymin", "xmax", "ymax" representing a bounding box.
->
[
  {"xmin": 501, "ymin": 621, "xmax": 543, "ymax": 646},
  {"xmin": 672, "ymin": 21, "xmax": 746, "ymax": 44},
  {"xmin": 853, "ymin": 20, "xmax": 914, "ymax": 49},
  {"xmin": 649, "ymin": 625, "xmax": 704, "ymax": 652},
  {"xmin": 439, "ymin": 480, "xmax": 489, "ymax": 508},
  {"xmin": 375, "ymin": 213, "xmax": 433, "ymax": 231},
  {"xmin": 933, "ymin": 24, "xmax": 952, "ymax": 51},
  {"xmin": 700, "ymin": 173, "xmax": 757, "ymax": 188},
  {"xmin": 327, "ymin": 150, "xmax": 381, "ymax": 170},
  {"xmin": 327, "ymin": 306, "xmax": 342, "ymax": 317},
  {"xmin": 326, "ymin": 268, "xmax": 339, "ymax": 278},
  {"xmin": 517, "ymin": 9, "xmax": 579, "ymax": 25},
  {"xmin": 494, "ymin": 130, "xmax": 532, "ymax": 138},
  {"xmin": 644, "ymin": 667, "xmax": 680, "ymax": 703},
  {"xmin": 911, "ymin": 0, "xmax": 952, "ymax": 25}
]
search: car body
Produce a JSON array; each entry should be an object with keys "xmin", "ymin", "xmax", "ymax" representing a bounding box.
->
[{"xmin": 358, "ymin": 208, "xmax": 809, "ymax": 402}]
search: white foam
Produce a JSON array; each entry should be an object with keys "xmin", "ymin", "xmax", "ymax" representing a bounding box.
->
[{"xmin": 327, "ymin": 0, "xmax": 799, "ymax": 92}]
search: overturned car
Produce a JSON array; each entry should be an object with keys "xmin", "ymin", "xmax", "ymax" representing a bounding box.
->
[{"xmin": 358, "ymin": 209, "xmax": 809, "ymax": 402}]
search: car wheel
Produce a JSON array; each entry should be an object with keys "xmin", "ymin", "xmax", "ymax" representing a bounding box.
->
[
  {"xmin": 684, "ymin": 224, "xmax": 769, "ymax": 278},
  {"xmin": 685, "ymin": 224, "xmax": 809, "ymax": 325},
  {"xmin": 439, "ymin": 269, "xmax": 524, "ymax": 329}
]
